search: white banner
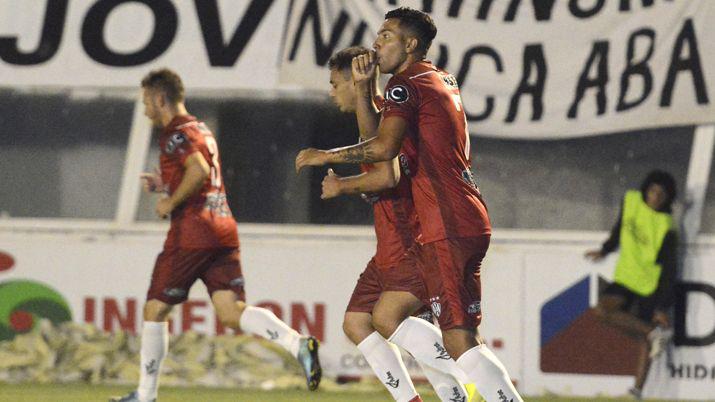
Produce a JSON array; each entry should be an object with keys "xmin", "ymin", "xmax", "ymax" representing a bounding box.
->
[
  {"xmin": 1, "ymin": 1, "xmax": 713, "ymax": 137},
  {"xmin": 0, "ymin": 225, "xmax": 713, "ymax": 399},
  {"xmin": 280, "ymin": 0, "xmax": 715, "ymax": 138},
  {"xmin": 0, "ymin": 0, "xmax": 289, "ymax": 89}
]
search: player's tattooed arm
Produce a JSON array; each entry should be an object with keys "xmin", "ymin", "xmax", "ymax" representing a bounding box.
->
[
  {"xmin": 327, "ymin": 116, "xmax": 406, "ymax": 164},
  {"xmin": 296, "ymin": 140, "xmax": 384, "ymax": 173},
  {"xmin": 330, "ymin": 140, "xmax": 379, "ymax": 164},
  {"xmin": 295, "ymin": 116, "xmax": 406, "ymax": 173}
]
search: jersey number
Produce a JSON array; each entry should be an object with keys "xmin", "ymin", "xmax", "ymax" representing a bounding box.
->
[
  {"xmin": 204, "ymin": 135, "xmax": 222, "ymax": 188},
  {"xmin": 448, "ymin": 91, "xmax": 471, "ymax": 160}
]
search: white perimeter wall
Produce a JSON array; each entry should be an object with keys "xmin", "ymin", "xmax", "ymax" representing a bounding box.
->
[{"xmin": 0, "ymin": 223, "xmax": 713, "ymax": 400}]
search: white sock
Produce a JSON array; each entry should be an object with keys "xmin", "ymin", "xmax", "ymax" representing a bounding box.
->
[
  {"xmin": 137, "ymin": 321, "xmax": 168, "ymax": 401},
  {"xmin": 389, "ymin": 317, "xmax": 469, "ymax": 383},
  {"xmin": 357, "ymin": 331, "xmax": 419, "ymax": 402},
  {"xmin": 456, "ymin": 344, "xmax": 523, "ymax": 402},
  {"xmin": 239, "ymin": 305, "xmax": 302, "ymax": 357},
  {"xmin": 420, "ymin": 363, "xmax": 469, "ymax": 402}
]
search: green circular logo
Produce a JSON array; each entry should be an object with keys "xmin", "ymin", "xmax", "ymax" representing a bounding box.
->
[{"xmin": 0, "ymin": 280, "xmax": 72, "ymax": 341}]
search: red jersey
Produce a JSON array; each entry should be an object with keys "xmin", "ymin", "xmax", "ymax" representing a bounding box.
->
[
  {"xmin": 382, "ymin": 61, "xmax": 491, "ymax": 243},
  {"xmin": 361, "ymin": 146, "xmax": 419, "ymax": 268},
  {"xmin": 360, "ymin": 96, "xmax": 419, "ymax": 268},
  {"xmin": 159, "ymin": 115, "xmax": 238, "ymax": 249}
]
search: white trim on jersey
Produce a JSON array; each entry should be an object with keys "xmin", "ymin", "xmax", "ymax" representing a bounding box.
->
[{"xmin": 409, "ymin": 70, "xmax": 435, "ymax": 80}]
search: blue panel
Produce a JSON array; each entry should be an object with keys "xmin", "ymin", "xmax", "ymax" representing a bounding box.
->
[{"xmin": 540, "ymin": 276, "xmax": 590, "ymax": 347}]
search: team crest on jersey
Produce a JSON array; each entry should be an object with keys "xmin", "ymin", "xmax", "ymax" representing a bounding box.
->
[
  {"xmin": 398, "ymin": 153, "xmax": 412, "ymax": 176},
  {"xmin": 429, "ymin": 297, "xmax": 442, "ymax": 317},
  {"xmin": 386, "ymin": 85, "xmax": 409, "ymax": 103},
  {"xmin": 442, "ymin": 74, "xmax": 458, "ymax": 88},
  {"xmin": 165, "ymin": 132, "xmax": 187, "ymax": 154}
]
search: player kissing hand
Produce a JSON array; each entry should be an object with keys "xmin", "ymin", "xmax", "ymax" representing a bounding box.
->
[
  {"xmin": 321, "ymin": 168, "xmax": 342, "ymax": 199},
  {"xmin": 295, "ymin": 148, "xmax": 328, "ymax": 173},
  {"xmin": 351, "ymin": 51, "xmax": 376, "ymax": 86}
]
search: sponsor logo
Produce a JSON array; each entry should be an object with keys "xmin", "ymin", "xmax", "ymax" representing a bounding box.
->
[
  {"xmin": 229, "ymin": 277, "xmax": 244, "ymax": 287},
  {"xmin": 434, "ymin": 342, "xmax": 452, "ymax": 360},
  {"xmin": 450, "ymin": 386, "xmax": 466, "ymax": 402},
  {"xmin": 668, "ymin": 363, "xmax": 715, "ymax": 380},
  {"xmin": 385, "ymin": 371, "xmax": 400, "ymax": 388},
  {"xmin": 145, "ymin": 359, "xmax": 158, "ymax": 375},
  {"xmin": 467, "ymin": 301, "xmax": 481, "ymax": 314},
  {"xmin": 0, "ymin": 278, "xmax": 73, "ymax": 341},
  {"xmin": 398, "ymin": 153, "xmax": 412, "ymax": 176},
  {"xmin": 163, "ymin": 287, "xmax": 187, "ymax": 298},
  {"xmin": 416, "ymin": 310, "xmax": 433, "ymax": 322},
  {"xmin": 497, "ymin": 389, "xmax": 513, "ymax": 402},
  {"xmin": 442, "ymin": 74, "xmax": 459, "ymax": 88},
  {"xmin": 461, "ymin": 169, "xmax": 477, "ymax": 189},
  {"xmin": 386, "ymin": 85, "xmax": 409, "ymax": 104},
  {"xmin": 266, "ymin": 329, "xmax": 279, "ymax": 340},
  {"xmin": 204, "ymin": 192, "xmax": 231, "ymax": 217}
]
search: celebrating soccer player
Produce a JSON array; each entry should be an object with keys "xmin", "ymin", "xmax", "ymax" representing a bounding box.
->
[
  {"xmin": 324, "ymin": 46, "xmax": 470, "ymax": 402},
  {"xmin": 111, "ymin": 69, "xmax": 321, "ymax": 402},
  {"xmin": 296, "ymin": 8, "xmax": 523, "ymax": 402}
]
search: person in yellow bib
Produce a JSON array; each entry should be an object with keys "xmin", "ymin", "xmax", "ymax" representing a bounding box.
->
[{"xmin": 585, "ymin": 170, "xmax": 678, "ymax": 401}]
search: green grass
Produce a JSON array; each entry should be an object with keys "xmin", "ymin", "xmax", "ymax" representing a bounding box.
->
[{"xmin": 0, "ymin": 382, "xmax": 686, "ymax": 402}]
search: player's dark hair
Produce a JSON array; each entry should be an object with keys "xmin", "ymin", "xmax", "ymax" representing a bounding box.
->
[
  {"xmin": 141, "ymin": 68, "xmax": 185, "ymax": 104},
  {"xmin": 384, "ymin": 7, "xmax": 437, "ymax": 54},
  {"xmin": 640, "ymin": 170, "xmax": 677, "ymax": 212},
  {"xmin": 328, "ymin": 46, "xmax": 370, "ymax": 72}
]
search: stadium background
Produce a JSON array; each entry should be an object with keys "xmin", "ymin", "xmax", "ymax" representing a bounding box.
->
[{"xmin": 1, "ymin": 1, "xmax": 714, "ymax": 401}]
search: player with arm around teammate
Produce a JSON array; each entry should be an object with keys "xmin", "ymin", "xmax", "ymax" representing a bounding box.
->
[
  {"xmin": 297, "ymin": 8, "xmax": 523, "ymax": 402},
  {"xmin": 324, "ymin": 47, "xmax": 471, "ymax": 402}
]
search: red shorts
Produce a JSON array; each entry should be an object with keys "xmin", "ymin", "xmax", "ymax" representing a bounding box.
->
[
  {"xmin": 147, "ymin": 247, "xmax": 245, "ymax": 305},
  {"xmin": 346, "ymin": 256, "xmax": 427, "ymax": 314},
  {"xmin": 416, "ymin": 235, "xmax": 490, "ymax": 330}
]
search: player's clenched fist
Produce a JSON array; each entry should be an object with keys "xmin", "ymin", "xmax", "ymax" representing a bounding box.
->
[
  {"xmin": 321, "ymin": 169, "xmax": 342, "ymax": 199},
  {"xmin": 295, "ymin": 148, "xmax": 328, "ymax": 173},
  {"xmin": 155, "ymin": 197, "xmax": 174, "ymax": 219}
]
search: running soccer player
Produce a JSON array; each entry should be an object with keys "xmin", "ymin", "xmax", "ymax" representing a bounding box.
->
[
  {"xmin": 325, "ymin": 46, "xmax": 469, "ymax": 402},
  {"xmin": 296, "ymin": 8, "xmax": 523, "ymax": 402},
  {"xmin": 111, "ymin": 69, "xmax": 320, "ymax": 402}
]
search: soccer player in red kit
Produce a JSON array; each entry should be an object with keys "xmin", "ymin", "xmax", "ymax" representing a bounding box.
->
[
  {"xmin": 111, "ymin": 69, "xmax": 320, "ymax": 402},
  {"xmin": 323, "ymin": 47, "xmax": 469, "ymax": 402},
  {"xmin": 296, "ymin": 8, "xmax": 523, "ymax": 402}
]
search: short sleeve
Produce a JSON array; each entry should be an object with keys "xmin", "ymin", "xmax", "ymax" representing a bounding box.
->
[
  {"xmin": 382, "ymin": 76, "xmax": 419, "ymax": 122},
  {"xmin": 164, "ymin": 130, "xmax": 199, "ymax": 165},
  {"xmin": 373, "ymin": 95, "xmax": 385, "ymax": 111}
]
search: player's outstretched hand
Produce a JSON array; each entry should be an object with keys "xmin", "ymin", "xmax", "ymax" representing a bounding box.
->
[
  {"xmin": 584, "ymin": 249, "xmax": 605, "ymax": 262},
  {"xmin": 352, "ymin": 51, "xmax": 376, "ymax": 87},
  {"xmin": 321, "ymin": 169, "xmax": 342, "ymax": 199},
  {"xmin": 296, "ymin": 148, "xmax": 328, "ymax": 173},
  {"xmin": 140, "ymin": 168, "xmax": 165, "ymax": 193}
]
